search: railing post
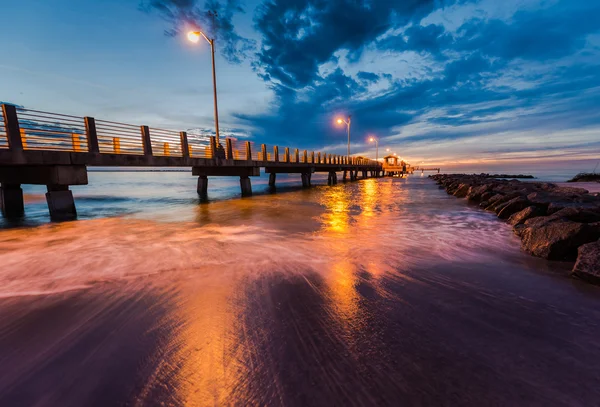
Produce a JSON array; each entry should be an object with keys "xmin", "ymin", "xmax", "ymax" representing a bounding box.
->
[
  {"xmin": 311, "ymin": 151, "xmax": 315, "ymax": 164},
  {"xmin": 295, "ymin": 148, "xmax": 299, "ymax": 163},
  {"xmin": 274, "ymin": 146, "xmax": 279, "ymax": 162},
  {"xmin": 180, "ymin": 131, "xmax": 189, "ymax": 158},
  {"xmin": 285, "ymin": 147, "xmax": 290, "ymax": 163},
  {"xmin": 113, "ymin": 137, "xmax": 121, "ymax": 154},
  {"xmin": 245, "ymin": 141, "xmax": 252, "ymax": 161},
  {"xmin": 226, "ymin": 138, "xmax": 233, "ymax": 159},
  {"xmin": 140, "ymin": 125, "xmax": 153, "ymax": 157},
  {"xmin": 317, "ymin": 152, "xmax": 321, "ymax": 163},
  {"xmin": 303, "ymin": 150, "xmax": 307, "ymax": 163},
  {"xmin": 261, "ymin": 144, "xmax": 267, "ymax": 161},
  {"xmin": 210, "ymin": 136, "xmax": 217, "ymax": 159},
  {"xmin": 84, "ymin": 117, "xmax": 100, "ymax": 153},
  {"xmin": 2, "ymin": 104, "xmax": 23, "ymax": 151},
  {"xmin": 71, "ymin": 133, "xmax": 81, "ymax": 152},
  {"xmin": 163, "ymin": 142, "xmax": 170, "ymax": 156}
]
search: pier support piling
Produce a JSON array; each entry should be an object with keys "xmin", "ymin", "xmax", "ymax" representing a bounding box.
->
[
  {"xmin": 240, "ymin": 176, "xmax": 252, "ymax": 197},
  {"xmin": 0, "ymin": 183, "xmax": 24, "ymax": 218},
  {"xmin": 327, "ymin": 171, "xmax": 338, "ymax": 186},
  {"xmin": 269, "ymin": 173, "xmax": 276, "ymax": 187},
  {"xmin": 343, "ymin": 171, "xmax": 347, "ymax": 182},
  {"xmin": 197, "ymin": 175, "xmax": 208, "ymax": 200},
  {"xmin": 46, "ymin": 185, "xmax": 76, "ymax": 220},
  {"xmin": 301, "ymin": 173, "xmax": 311, "ymax": 188}
]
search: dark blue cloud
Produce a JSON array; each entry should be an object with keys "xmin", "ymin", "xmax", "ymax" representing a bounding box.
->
[
  {"xmin": 140, "ymin": 0, "xmax": 255, "ymax": 63},
  {"xmin": 237, "ymin": 0, "xmax": 600, "ymax": 157},
  {"xmin": 356, "ymin": 71, "xmax": 380, "ymax": 84},
  {"xmin": 377, "ymin": 23, "xmax": 452, "ymax": 58}
]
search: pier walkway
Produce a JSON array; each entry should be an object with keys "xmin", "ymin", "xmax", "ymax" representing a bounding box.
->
[{"xmin": 0, "ymin": 104, "xmax": 383, "ymax": 219}]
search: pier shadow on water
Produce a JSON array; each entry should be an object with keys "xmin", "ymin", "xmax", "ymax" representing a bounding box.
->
[{"xmin": 1, "ymin": 176, "xmax": 600, "ymax": 406}]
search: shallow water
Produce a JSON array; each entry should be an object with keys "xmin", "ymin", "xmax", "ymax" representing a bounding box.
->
[{"xmin": 1, "ymin": 174, "xmax": 599, "ymax": 406}]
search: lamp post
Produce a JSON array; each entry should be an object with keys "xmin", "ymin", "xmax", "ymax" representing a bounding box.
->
[
  {"xmin": 188, "ymin": 30, "xmax": 221, "ymax": 145},
  {"xmin": 369, "ymin": 136, "xmax": 379, "ymax": 161},
  {"xmin": 336, "ymin": 116, "xmax": 351, "ymax": 157}
]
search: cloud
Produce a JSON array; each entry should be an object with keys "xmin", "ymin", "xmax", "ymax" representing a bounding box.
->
[
  {"xmin": 356, "ymin": 71, "xmax": 380, "ymax": 84},
  {"xmin": 235, "ymin": 0, "xmax": 600, "ymax": 166},
  {"xmin": 139, "ymin": 0, "xmax": 255, "ymax": 63}
]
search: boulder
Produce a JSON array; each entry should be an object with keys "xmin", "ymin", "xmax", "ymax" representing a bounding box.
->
[
  {"xmin": 547, "ymin": 202, "xmax": 600, "ymax": 215},
  {"xmin": 485, "ymin": 193, "xmax": 522, "ymax": 212},
  {"xmin": 571, "ymin": 240, "xmax": 600, "ymax": 284},
  {"xmin": 480, "ymin": 192, "xmax": 494, "ymax": 202},
  {"xmin": 549, "ymin": 207, "xmax": 600, "ymax": 223},
  {"xmin": 520, "ymin": 217, "xmax": 600, "ymax": 260},
  {"xmin": 508, "ymin": 206, "xmax": 544, "ymax": 226},
  {"xmin": 497, "ymin": 197, "xmax": 531, "ymax": 219},
  {"xmin": 453, "ymin": 184, "xmax": 471, "ymax": 198},
  {"xmin": 466, "ymin": 185, "xmax": 491, "ymax": 202}
]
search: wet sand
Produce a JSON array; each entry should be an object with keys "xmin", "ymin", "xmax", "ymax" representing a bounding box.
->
[{"xmin": 1, "ymin": 177, "xmax": 600, "ymax": 406}]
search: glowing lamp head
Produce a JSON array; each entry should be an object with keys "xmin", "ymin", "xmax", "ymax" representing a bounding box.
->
[
  {"xmin": 187, "ymin": 31, "xmax": 201, "ymax": 43},
  {"xmin": 337, "ymin": 118, "xmax": 343, "ymax": 124}
]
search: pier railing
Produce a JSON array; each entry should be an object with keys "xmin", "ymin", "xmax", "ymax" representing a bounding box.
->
[{"xmin": 0, "ymin": 104, "xmax": 380, "ymax": 166}]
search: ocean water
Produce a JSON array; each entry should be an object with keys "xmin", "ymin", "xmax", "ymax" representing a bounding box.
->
[{"xmin": 1, "ymin": 170, "xmax": 600, "ymax": 406}]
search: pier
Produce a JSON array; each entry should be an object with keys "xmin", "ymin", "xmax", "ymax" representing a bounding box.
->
[{"xmin": 0, "ymin": 104, "xmax": 384, "ymax": 219}]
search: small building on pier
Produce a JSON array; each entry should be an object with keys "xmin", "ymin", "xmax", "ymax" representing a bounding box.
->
[{"xmin": 382, "ymin": 155, "xmax": 407, "ymax": 176}]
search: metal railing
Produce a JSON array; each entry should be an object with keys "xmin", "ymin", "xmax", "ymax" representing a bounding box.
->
[
  {"xmin": 0, "ymin": 104, "xmax": 382, "ymax": 167},
  {"xmin": 16, "ymin": 108, "xmax": 88, "ymax": 152},
  {"xmin": 0, "ymin": 107, "xmax": 7, "ymax": 149},
  {"xmin": 95, "ymin": 119, "xmax": 144, "ymax": 155},
  {"xmin": 149, "ymin": 127, "xmax": 183, "ymax": 157}
]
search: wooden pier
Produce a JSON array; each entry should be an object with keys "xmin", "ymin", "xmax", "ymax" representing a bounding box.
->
[{"xmin": 0, "ymin": 104, "xmax": 385, "ymax": 219}]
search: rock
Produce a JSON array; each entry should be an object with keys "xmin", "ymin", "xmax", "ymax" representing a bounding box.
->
[
  {"xmin": 549, "ymin": 207, "xmax": 600, "ymax": 223},
  {"xmin": 466, "ymin": 185, "xmax": 491, "ymax": 202},
  {"xmin": 453, "ymin": 184, "xmax": 470, "ymax": 198},
  {"xmin": 485, "ymin": 193, "xmax": 521, "ymax": 212},
  {"xmin": 547, "ymin": 201, "xmax": 600, "ymax": 215},
  {"xmin": 480, "ymin": 192, "xmax": 494, "ymax": 202},
  {"xmin": 497, "ymin": 197, "xmax": 531, "ymax": 219},
  {"xmin": 520, "ymin": 217, "xmax": 600, "ymax": 260},
  {"xmin": 508, "ymin": 206, "xmax": 544, "ymax": 226},
  {"xmin": 571, "ymin": 240, "xmax": 600, "ymax": 284}
]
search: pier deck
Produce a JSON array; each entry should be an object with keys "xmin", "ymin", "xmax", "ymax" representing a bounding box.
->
[{"xmin": 0, "ymin": 104, "xmax": 383, "ymax": 219}]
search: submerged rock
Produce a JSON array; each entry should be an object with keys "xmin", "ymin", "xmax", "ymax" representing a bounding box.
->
[{"xmin": 571, "ymin": 240, "xmax": 600, "ymax": 284}]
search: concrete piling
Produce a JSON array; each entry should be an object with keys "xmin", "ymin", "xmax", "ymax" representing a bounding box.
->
[
  {"xmin": 0, "ymin": 184, "xmax": 24, "ymax": 218},
  {"xmin": 269, "ymin": 173, "xmax": 277, "ymax": 187},
  {"xmin": 240, "ymin": 176, "xmax": 252, "ymax": 197},
  {"xmin": 197, "ymin": 175, "xmax": 208, "ymax": 200},
  {"xmin": 46, "ymin": 185, "xmax": 76, "ymax": 220},
  {"xmin": 301, "ymin": 173, "xmax": 311, "ymax": 188},
  {"xmin": 328, "ymin": 171, "xmax": 338, "ymax": 185}
]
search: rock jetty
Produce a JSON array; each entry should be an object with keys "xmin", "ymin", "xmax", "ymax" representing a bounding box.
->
[
  {"xmin": 567, "ymin": 173, "xmax": 600, "ymax": 183},
  {"xmin": 431, "ymin": 174, "xmax": 600, "ymax": 284}
]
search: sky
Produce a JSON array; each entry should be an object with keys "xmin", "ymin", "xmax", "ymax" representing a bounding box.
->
[{"xmin": 1, "ymin": 0, "xmax": 599, "ymax": 169}]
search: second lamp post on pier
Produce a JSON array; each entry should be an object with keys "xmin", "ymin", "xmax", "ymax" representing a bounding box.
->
[
  {"xmin": 369, "ymin": 136, "xmax": 379, "ymax": 161},
  {"xmin": 188, "ymin": 30, "xmax": 221, "ymax": 145},
  {"xmin": 336, "ymin": 116, "xmax": 351, "ymax": 157}
]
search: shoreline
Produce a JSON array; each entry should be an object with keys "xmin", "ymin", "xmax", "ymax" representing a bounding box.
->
[{"xmin": 431, "ymin": 174, "xmax": 600, "ymax": 285}]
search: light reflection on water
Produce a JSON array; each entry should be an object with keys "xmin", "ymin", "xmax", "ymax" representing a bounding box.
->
[{"xmin": 1, "ymin": 175, "xmax": 600, "ymax": 406}]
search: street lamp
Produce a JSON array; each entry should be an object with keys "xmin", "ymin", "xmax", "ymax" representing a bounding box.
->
[
  {"xmin": 336, "ymin": 116, "xmax": 351, "ymax": 157},
  {"xmin": 368, "ymin": 136, "xmax": 379, "ymax": 161},
  {"xmin": 188, "ymin": 29, "xmax": 221, "ymax": 145}
]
